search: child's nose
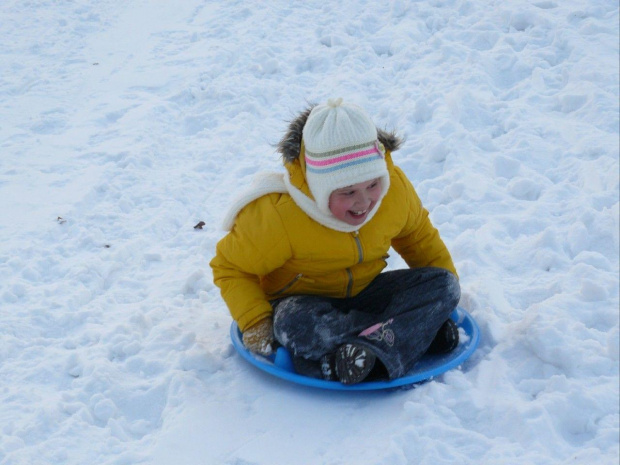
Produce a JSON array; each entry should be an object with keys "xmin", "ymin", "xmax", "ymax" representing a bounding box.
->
[{"xmin": 354, "ymin": 191, "xmax": 371, "ymax": 205}]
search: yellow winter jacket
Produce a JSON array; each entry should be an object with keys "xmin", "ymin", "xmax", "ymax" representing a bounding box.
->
[{"xmin": 210, "ymin": 145, "xmax": 456, "ymax": 332}]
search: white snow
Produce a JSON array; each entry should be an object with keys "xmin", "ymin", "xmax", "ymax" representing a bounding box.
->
[{"xmin": 1, "ymin": 0, "xmax": 618, "ymax": 464}]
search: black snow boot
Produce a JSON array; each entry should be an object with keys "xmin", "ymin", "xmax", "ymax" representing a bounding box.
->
[
  {"xmin": 427, "ymin": 319, "xmax": 459, "ymax": 354},
  {"xmin": 335, "ymin": 343, "xmax": 376, "ymax": 385}
]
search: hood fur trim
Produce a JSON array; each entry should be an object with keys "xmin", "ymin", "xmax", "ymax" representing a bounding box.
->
[{"xmin": 277, "ymin": 105, "xmax": 403, "ymax": 163}]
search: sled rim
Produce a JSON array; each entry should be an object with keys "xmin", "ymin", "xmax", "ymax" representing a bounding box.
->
[{"xmin": 230, "ymin": 306, "xmax": 480, "ymax": 391}]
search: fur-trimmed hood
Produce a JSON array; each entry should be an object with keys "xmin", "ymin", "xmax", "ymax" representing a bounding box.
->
[{"xmin": 276, "ymin": 105, "xmax": 403, "ymax": 162}]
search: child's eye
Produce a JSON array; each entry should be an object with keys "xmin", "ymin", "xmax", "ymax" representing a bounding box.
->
[{"xmin": 368, "ymin": 182, "xmax": 378, "ymax": 189}]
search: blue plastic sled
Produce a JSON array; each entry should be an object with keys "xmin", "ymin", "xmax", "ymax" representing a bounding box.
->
[{"xmin": 230, "ymin": 306, "xmax": 480, "ymax": 391}]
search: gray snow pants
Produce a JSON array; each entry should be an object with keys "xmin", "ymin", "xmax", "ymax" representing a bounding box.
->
[{"xmin": 272, "ymin": 267, "xmax": 460, "ymax": 380}]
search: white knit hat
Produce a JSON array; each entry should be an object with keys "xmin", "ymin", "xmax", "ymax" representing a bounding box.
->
[{"xmin": 302, "ymin": 98, "xmax": 390, "ymax": 216}]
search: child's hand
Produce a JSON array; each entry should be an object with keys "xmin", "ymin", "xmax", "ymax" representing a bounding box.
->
[{"xmin": 242, "ymin": 317, "xmax": 274, "ymax": 356}]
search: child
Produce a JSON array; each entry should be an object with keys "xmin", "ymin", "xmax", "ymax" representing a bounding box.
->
[{"xmin": 210, "ymin": 98, "xmax": 460, "ymax": 385}]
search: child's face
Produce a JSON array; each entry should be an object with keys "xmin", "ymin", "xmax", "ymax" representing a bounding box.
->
[{"xmin": 328, "ymin": 178, "xmax": 382, "ymax": 226}]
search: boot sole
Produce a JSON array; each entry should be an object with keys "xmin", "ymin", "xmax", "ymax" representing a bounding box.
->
[{"xmin": 335, "ymin": 344, "xmax": 376, "ymax": 385}]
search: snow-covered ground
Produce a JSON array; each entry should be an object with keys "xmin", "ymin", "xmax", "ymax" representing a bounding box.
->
[{"xmin": 1, "ymin": 0, "xmax": 618, "ymax": 464}]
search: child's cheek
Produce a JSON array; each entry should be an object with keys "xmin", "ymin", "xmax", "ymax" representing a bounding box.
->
[{"xmin": 328, "ymin": 196, "xmax": 349, "ymax": 220}]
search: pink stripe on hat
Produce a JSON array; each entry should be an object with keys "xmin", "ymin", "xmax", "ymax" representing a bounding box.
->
[{"xmin": 305, "ymin": 147, "xmax": 380, "ymax": 167}]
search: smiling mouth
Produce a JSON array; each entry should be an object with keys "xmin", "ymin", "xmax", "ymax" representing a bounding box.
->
[{"xmin": 349, "ymin": 210, "xmax": 368, "ymax": 217}]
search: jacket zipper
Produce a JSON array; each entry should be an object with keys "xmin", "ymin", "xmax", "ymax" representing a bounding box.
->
[
  {"xmin": 352, "ymin": 231, "xmax": 363, "ymax": 264},
  {"xmin": 346, "ymin": 231, "xmax": 364, "ymax": 297},
  {"xmin": 346, "ymin": 269, "xmax": 354, "ymax": 297},
  {"xmin": 268, "ymin": 273, "xmax": 303, "ymax": 296}
]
